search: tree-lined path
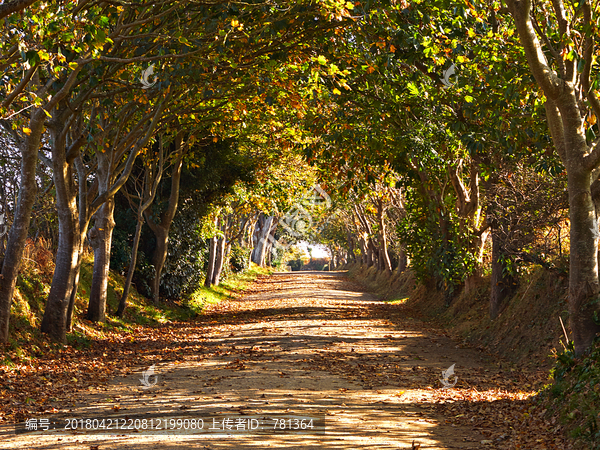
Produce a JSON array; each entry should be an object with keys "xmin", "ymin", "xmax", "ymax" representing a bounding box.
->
[{"xmin": 0, "ymin": 272, "xmax": 554, "ymax": 449}]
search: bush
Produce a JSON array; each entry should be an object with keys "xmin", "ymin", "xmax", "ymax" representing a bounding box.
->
[
  {"xmin": 288, "ymin": 258, "xmax": 303, "ymax": 271},
  {"xmin": 229, "ymin": 245, "xmax": 250, "ymax": 273}
]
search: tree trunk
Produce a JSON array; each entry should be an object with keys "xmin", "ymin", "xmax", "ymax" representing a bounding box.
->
[
  {"xmin": 346, "ymin": 231, "xmax": 356, "ymax": 263},
  {"xmin": 150, "ymin": 226, "xmax": 169, "ymax": 304},
  {"xmin": 205, "ymin": 236, "xmax": 217, "ymax": 287},
  {"xmin": 41, "ymin": 126, "xmax": 80, "ymax": 342},
  {"xmin": 87, "ymin": 198, "xmax": 115, "ymax": 322},
  {"xmin": 0, "ymin": 108, "xmax": 45, "ymax": 342},
  {"xmin": 251, "ymin": 215, "xmax": 274, "ymax": 266},
  {"xmin": 211, "ymin": 237, "xmax": 226, "ymax": 286},
  {"xmin": 568, "ymin": 168, "xmax": 600, "ymax": 352},
  {"xmin": 65, "ymin": 251, "xmax": 83, "ymax": 331},
  {"xmin": 117, "ymin": 215, "xmax": 143, "ymax": 317},
  {"xmin": 145, "ymin": 140, "xmax": 184, "ymax": 304},
  {"xmin": 397, "ymin": 247, "xmax": 408, "ymax": 273},
  {"xmin": 506, "ymin": 0, "xmax": 600, "ymax": 353}
]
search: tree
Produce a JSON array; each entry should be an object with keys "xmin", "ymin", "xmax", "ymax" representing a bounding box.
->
[{"xmin": 505, "ymin": 0, "xmax": 600, "ymax": 353}]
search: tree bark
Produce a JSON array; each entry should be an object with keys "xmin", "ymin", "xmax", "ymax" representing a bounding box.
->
[
  {"xmin": 376, "ymin": 198, "xmax": 393, "ymax": 273},
  {"xmin": 251, "ymin": 214, "xmax": 274, "ymax": 267},
  {"xmin": 86, "ymin": 198, "xmax": 115, "ymax": 322},
  {"xmin": 145, "ymin": 137, "xmax": 184, "ymax": 304},
  {"xmin": 211, "ymin": 237, "xmax": 226, "ymax": 286},
  {"xmin": 117, "ymin": 216, "xmax": 143, "ymax": 317},
  {"xmin": 205, "ymin": 236, "xmax": 217, "ymax": 287},
  {"xmin": 0, "ymin": 108, "xmax": 45, "ymax": 342},
  {"xmin": 507, "ymin": 0, "xmax": 600, "ymax": 353},
  {"xmin": 41, "ymin": 123, "xmax": 80, "ymax": 342}
]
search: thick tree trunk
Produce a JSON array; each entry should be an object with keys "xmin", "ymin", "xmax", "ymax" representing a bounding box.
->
[
  {"xmin": 568, "ymin": 168, "xmax": 600, "ymax": 352},
  {"xmin": 506, "ymin": 0, "xmax": 600, "ymax": 353},
  {"xmin": 41, "ymin": 127, "xmax": 80, "ymax": 342},
  {"xmin": 0, "ymin": 108, "xmax": 44, "ymax": 342},
  {"xmin": 251, "ymin": 215, "xmax": 274, "ymax": 266},
  {"xmin": 87, "ymin": 198, "xmax": 115, "ymax": 322}
]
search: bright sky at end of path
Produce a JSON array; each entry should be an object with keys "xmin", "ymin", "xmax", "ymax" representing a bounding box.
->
[{"xmin": 297, "ymin": 241, "xmax": 330, "ymax": 259}]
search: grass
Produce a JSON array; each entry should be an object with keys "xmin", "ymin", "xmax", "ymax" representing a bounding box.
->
[
  {"xmin": 187, "ymin": 265, "xmax": 273, "ymax": 312},
  {"xmin": 382, "ymin": 296, "xmax": 410, "ymax": 305},
  {"xmin": 3, "ymin": 251, "xmax": 270, "ymax": 368}
]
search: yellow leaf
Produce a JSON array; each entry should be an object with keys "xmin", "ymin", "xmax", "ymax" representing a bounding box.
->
[
  {"xmin": 346, "ymin": 1, "xmax": 354, "ymax": 8},
  {"xmin": 332, "ymin": 88, "xmax": 341, "ymax": 95},
  {"xmin": 588, "ymin": 113, "xmax": 597, "ymax": 125},
  {"xmin": 231, "ymin": 19, "xmax": 239, "ymax": 27},
  {"xmin": 213, "ymin": 137, "xmax": 218, "ymax": 143},
  {"xmin": 468, "ymin": 29, "xmax": 476, "ymax": 38},
  {"xmin": 23, "ymin": 127, "xmax": 31, "ymax": 136}
]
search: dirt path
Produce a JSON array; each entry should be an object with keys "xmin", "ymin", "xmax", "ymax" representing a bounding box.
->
[{"xmin": 0, "ymin": 272, "xmax": 547, "ymax": 449}]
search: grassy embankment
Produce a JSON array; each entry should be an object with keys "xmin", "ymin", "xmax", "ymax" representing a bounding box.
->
[
  {"xmin": 347, "ymin": 263, "xmax": 600, "ymax": 448},
  {"xmin": 3, "ymin": 238, "xmax": 270, "ymax": 367}
]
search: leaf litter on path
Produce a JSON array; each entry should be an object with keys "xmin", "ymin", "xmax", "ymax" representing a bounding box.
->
[{"xmin": 0, "ymin": 272, "xmax": 569, "ymax": 449}]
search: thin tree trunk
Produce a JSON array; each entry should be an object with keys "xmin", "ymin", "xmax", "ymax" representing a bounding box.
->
[
  {"xmin": 117, "ymin": 216, "xmax": 143, "ymax": 317},
  {"xmin": 205, "ymin": 236, "xmax": 217, "ymax": 287},
  {"xmin": 211, "ymin": 237, "xmax": 226, "ymax": 286},
  {"xmin": 0, "ymin": 108, "xmax": 45, "ymax": 342},
  {"xmin": 65, "ymin": 251, "xmax": 83, "ymax": 331},
  {"xmin": 118, "ymin": 145, "xmax": 164, "ymax": 317}
]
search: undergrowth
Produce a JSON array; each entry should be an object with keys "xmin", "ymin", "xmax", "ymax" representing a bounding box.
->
[{"xmin": 545, "ymin": 340, "xmax": 600, "ymax": 448}]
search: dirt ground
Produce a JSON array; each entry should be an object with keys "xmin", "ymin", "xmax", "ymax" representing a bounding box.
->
[{"xmin": 0, "ymin": 271, "xmax": 552, "ymax": 449}]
